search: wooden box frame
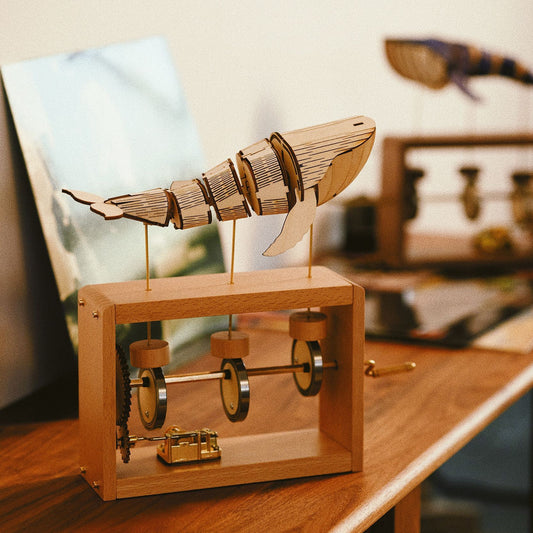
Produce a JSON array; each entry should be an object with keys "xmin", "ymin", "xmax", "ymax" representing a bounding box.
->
[
  {"xmin": 379, "ymin": 133, "xmax": 533, "ymax": 269},
  {"xmin": 77, "ymin": 266, "xmax": 365, "ymax": 500}
]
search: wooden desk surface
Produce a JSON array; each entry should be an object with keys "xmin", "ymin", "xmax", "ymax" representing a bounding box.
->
[{"xmin": 2, "ymin": 329, "xmax": 533, "ymax": 533}]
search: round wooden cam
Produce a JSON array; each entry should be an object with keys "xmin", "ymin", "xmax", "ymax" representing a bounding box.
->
[
  {"xmin": 210, "ymin": 331, "xmax": 250, "ymax": 359},
  {"xmin": 289, "ymin": 311, "xmax": 327, "ymax": 341},
  {"xmin": 129, "ymin": 339, "xmax": 170, "ymax": 368}
]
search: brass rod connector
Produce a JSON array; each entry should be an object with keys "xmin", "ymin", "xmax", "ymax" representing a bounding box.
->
[{"xmin": 364, "ymin": 359, "xmax": 416, "ymax": 378}]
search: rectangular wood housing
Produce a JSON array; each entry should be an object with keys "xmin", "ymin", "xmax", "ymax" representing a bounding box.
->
[{"xmin": 78, "ymin": 266, "xmax": 364, "ymax": 500}]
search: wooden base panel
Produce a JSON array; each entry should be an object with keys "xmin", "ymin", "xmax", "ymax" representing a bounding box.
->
[{"xmin": 114, "ymin": 429, "xmax": 351, "ymax": 499}]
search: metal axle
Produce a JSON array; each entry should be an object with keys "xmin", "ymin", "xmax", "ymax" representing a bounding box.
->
[{"xmin": 130, "ymin": 361, "xmax": 337, "ymax": 388}]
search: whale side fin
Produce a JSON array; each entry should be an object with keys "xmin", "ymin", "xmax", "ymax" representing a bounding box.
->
[
  {"xmin": 450, "ymin": 71, "xmax": 480, "ymax": 100},
  {"xmin": 262, "ymin": 192, "xmax": 317, "ymax": 257}
]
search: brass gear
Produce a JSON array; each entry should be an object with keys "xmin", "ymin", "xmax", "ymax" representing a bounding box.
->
[
  {"xmin": 116, "ymin": 345, "xmax": 131, "ymax": 427},
  {"xmin": 117, "ymin": 423, "xmax": 132, "ymax": 463}
]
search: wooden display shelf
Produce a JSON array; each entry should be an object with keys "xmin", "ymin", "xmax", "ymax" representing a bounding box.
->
[
  {"xmin": 3, "ymin": 332, "xmax": 533, "ymax": 530},
  {"xmin": 77, "ymin": 266, "xmax": 364, "ymax": 500}
]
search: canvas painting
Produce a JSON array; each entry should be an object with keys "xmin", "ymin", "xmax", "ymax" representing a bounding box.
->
[{"xmin": 2, "ymin": 36, "xmax": 225, "ymax": 365}]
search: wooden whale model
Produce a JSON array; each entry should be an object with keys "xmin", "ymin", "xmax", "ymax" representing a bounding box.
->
[
  {"xmin": 63, "ymin": 115, "xmax": 375, "ymax": 256},
  {"xmin": 385, "ymin": 38, "xmax": 533, "ymax": 100}
]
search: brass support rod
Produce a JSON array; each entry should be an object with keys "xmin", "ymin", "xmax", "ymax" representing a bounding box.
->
[
  {"xmin": 230, "ymin": 219, "xmax": 236, "ymax": 285},
  {"xmin": 308, "ymin": 223, "xmax": 313, "ymax": 278},
  {"xmin": 227, "ymin": 219, "xmax": 237, "ymax": 338},
  {"xmin": 144, "ymin": 223, "xmax": 151, "ymax": 292},
  {"xmin": 144, "ymin": 223, "xmax": 152, "ymax": 344}
]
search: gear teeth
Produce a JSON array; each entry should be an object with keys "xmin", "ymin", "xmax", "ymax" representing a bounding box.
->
[
  {"xmin": 116, "ymin": 345, "xmax": 133, "ymax": 463},
  {"xmin": 117, "ymin": 424, "xmax": 131, "ymax": 463},
  {"xmin": 116, "ymin": 345, "xmax": 132, "ymax": 427}
]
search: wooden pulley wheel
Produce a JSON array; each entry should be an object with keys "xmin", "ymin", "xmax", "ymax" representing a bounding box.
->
[
  {"xmin": 291, "ymin": 340, "xmax": 323, "ymax": 397},
  {"xmin": 220, "ymin": 358, "xmax": 250, "ymax": 422},
  {"xmin": 137, "ymin": 367, "xmax": 167, "ymax": 430},
  {"xmin": 289, "ymin": 311, "xmax": 327, "ymax": 341}
]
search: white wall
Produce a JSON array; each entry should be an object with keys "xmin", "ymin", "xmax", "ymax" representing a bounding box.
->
[{"xmin": 1, "ymin": 0, "xmax": 532, "ymax": 406}]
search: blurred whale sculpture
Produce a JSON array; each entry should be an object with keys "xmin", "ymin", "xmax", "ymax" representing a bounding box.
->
[
  {"xmin": 63, "ymin": 115, "xmax": 375, "ymax": 256},
  {"xmin": 385, "ymin": 38, "xmax": 533, "ymax": 100}
]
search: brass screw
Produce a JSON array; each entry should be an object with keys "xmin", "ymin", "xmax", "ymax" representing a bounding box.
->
[
  {"xmin": 78, "ymin": 299, "xmax": 85, "ymax": 307},
  {"xmin": 92, "ymin": 311, "xmax": 99, "ymax": 319},
  {"xmin": 80, "ymin": 466, "xmax": 87, "ymax": 474},
  {"xmin": 92, "ymin": 481, "xmax": 100, "ymax": 489}
]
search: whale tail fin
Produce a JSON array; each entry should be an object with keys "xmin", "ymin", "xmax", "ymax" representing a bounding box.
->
[{"xmin": 62, "ymin": 188, "xmax": 124, "ymax": 220}]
